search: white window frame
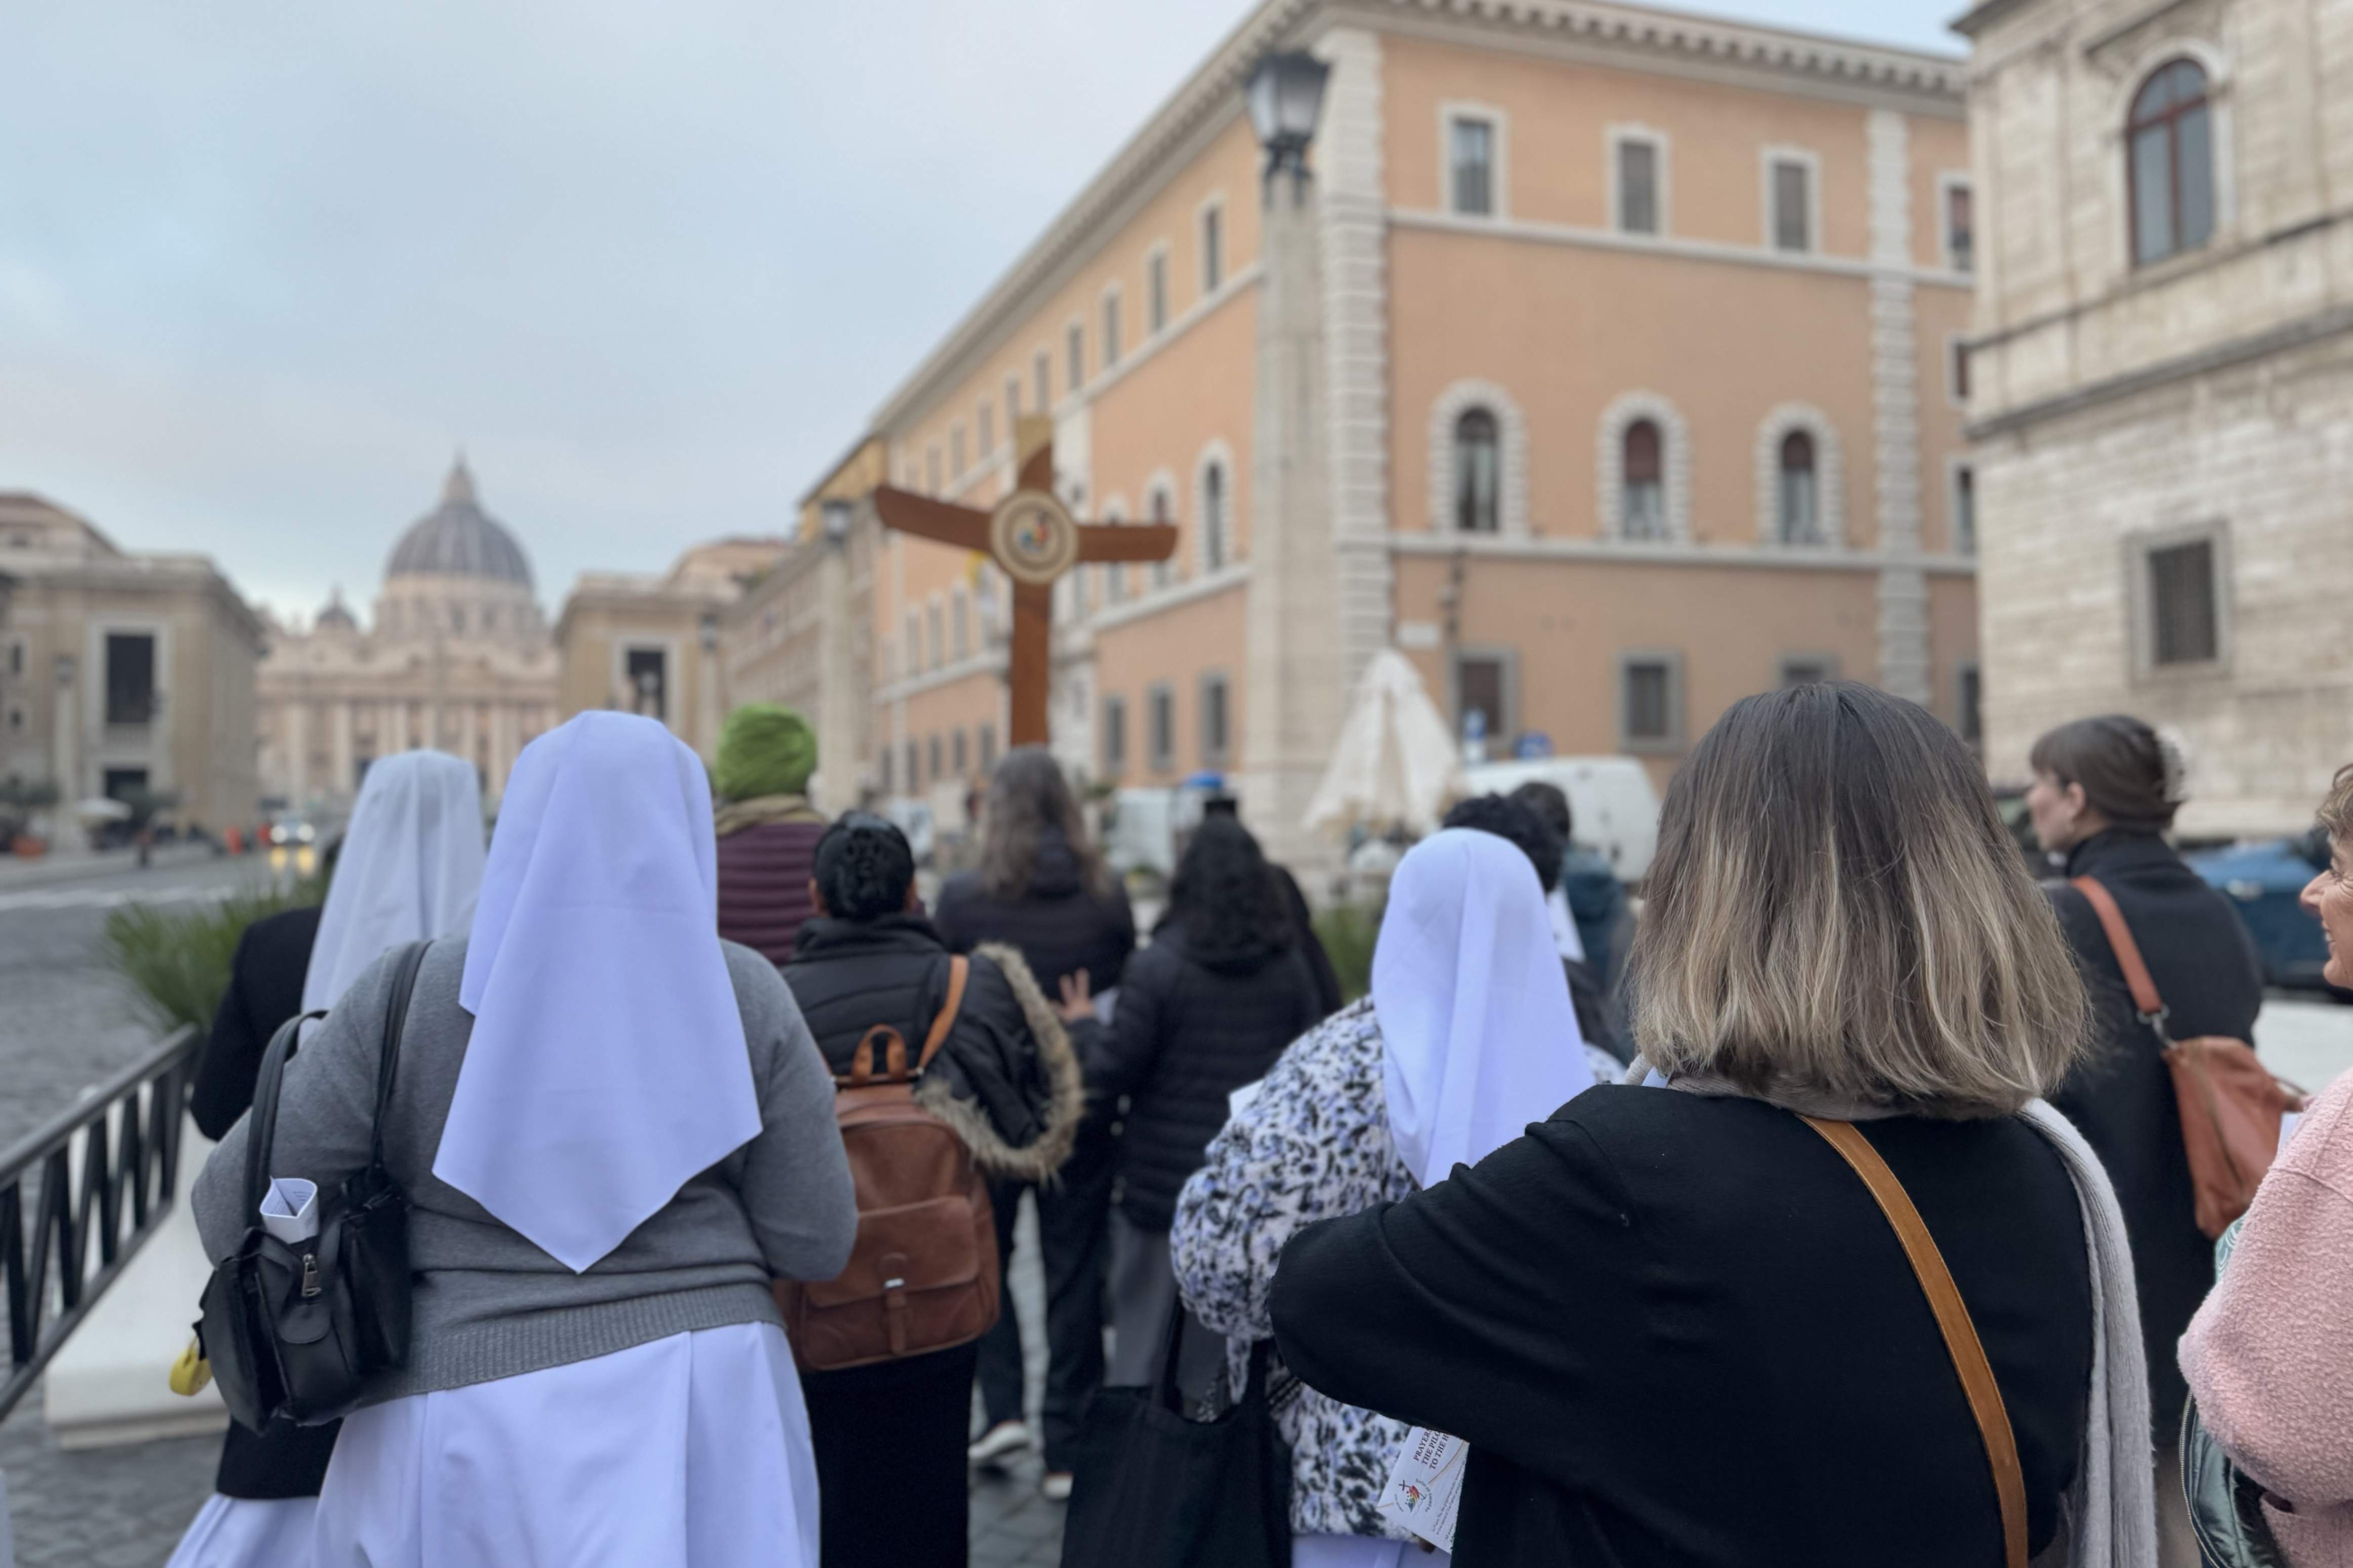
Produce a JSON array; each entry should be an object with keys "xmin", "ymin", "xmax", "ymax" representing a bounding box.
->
[
  {"xmin": 1199, "ymin": 670, "xmax": 1233, "ymax": 769},
  {"xmin": 1100, "ymin": 284, "xmax": 1124, "ymax": 371},
  {"xmin": 1145, "ymin": 681, "xmax": 1177, "ymax": 773},
  {"xmin": 1427, "ymin": 379, "xmax": 1529, "ymax": 539},
  {"xmin": 2128, "ymin": 519, "xmax": 2234, "ymax": 680},
  {"xmin": 1753, "ymin": 404, "xmax": 1845, "ymax": 547},
  {"xmin": 1761, "ymin": 146, "xmax": 1823, "ymax": 255},
  {"xmin": 951, "ymin": 423, "xmax": 966, "ymax": 480},
  {"xmin": 1616, "ymin": 649, "xmax": 1686, "ymax": 753},
  {"xmin": 1065, "ymin": 318, "xmax": 1086, "ymax": 400},
  {"xmin": 1004, "ymin": 374, "xmax": 1022, "ymax": 438},
  {"xmin": 1936, "ymin": 170, "xmax": 1974, "ymax": 274},
  {"xmin": 1145, "ymin": 243, "xmax": 1171, "ymax": 335},
  {"xmin": 977, "ymin": 402, "xmax": 995, "ymax": 463},
  {"xmin": 1596, "ymin": 391, "xmax": 1693, "ymax": 543},
  {"xmin": 926, "ymin": 593, "xmax": 946, "ymax": 671},
  {"xmin": 1143, "ymin": 469, "xmax": 1181, "ymax": 588},
  {"xmin": 1033, "ymin": 349, "xmax": 1051, "ymax": 413},
  {"xmin": 1606, "ymin": 124, "xmax": 1671, "ymax": 237},
  {"xmin": 1947, "ymin": 456, "xmax": 1978, "ymax": 556},
  {"xmin": 951, "ymin": 584, "xmax": 971, "ymax": 661},
  {"xmin": 1197, "ymin": 194, "xmax": 1227, "ymax": 296},
  {"xmin": 1195, "ymin": 440, "xmax": 1238, "ymax": 575},
  {"xmin": 1440, "ymin": 103, "xmax": 1508, "ymax": 220}
]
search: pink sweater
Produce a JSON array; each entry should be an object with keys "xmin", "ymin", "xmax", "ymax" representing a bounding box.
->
[{"xmin": 2180, "ymin": 1067, "xmax": 2353, "ymax": 1566}]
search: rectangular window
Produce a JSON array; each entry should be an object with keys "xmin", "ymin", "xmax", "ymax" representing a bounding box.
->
[
  {"xmin": 2149, "ymin": 539, "xmax": 2220, "ymax": 667},
  {"xmin": 1951, "ymin": 339, "xmax": 1972, "ymax": 403},
  {"xmin": 928, "ymin": 734, "xmax": 943, "ymax": 783},
  {"xmin": 926, "ymin": 447, "xmax": 943, "ymax": 493},
  {"xmin": 1200, "ymin": 673, "xmax": 1231, "ymax": 767},
  {"xmin": 1453, "ymin": 654, "xmax": 1510, "ymax": 747},
  {"xmin": 1945, "ymin": 181, "xmax": 1975, "ymax": 273},
  {"xmin": 951, "ymin": 425, "xmax": 966, "ymax": 478},
  {"xmin": 906, "ymin": 740, "xmax": 920, "ymax": 791},
  {"xmin": 1102, "ymin": 695, "xmax": 1128, "ymax": 777},
  {"xmin": 1101, "ymin": 292, "xmax": 1122, "ymax": 370},
  {"xmin": 1148, "ymin": 251, "xmax": 1168, "ymax": 334},
  {"xmin": 1067, "ymin": 325, "xmax": 1085, "ymax": 395},
  {"xmin": 1450, "ymin": 116, "xmax": 1495, "ymax": 216},
  {"xmin": 927, "ymin": 602, "xmax": 945, "ymax": 670},
  {"xmin": 880, "ymin": 746, "xmax": 894, "ymax": 794},
  {"xmin": 1617, "ymin": 138, "xmax": 1659, "ymax": 235},
  {"xmin": 1958, "ymin": 663, "xmax": 1984, "ymax": 747},
  {"xmin": 1147, "ymin": 683, "xmax": 1176, "ymax": 772},
  {"xmin": 904, "ymin": 611, "xmax": 920, "ymax": 677},
  {"xmin": 1034, "ymin": 351, "xmax": 1050, "ymax": 411},
  {"xmin": 953, "ymin": 729, "xmax": 968, "ymax": 775},
  {"xmin": 952, "ymin": 592, "xmax": 970, "ymax": 660},
  {"xmin": 1619, "ymin": 653, "xmax": 1683, "ymax": 750},
  {"xmin": 977, "ymin": 404, "xmax": 994, "ymax": 459},
  {"xmin": 624, "ymin": 647, "xmax": 667, "ymax": 722},
  {"xmin": 1953, "ymin": 464, "xmax": 1977, "ymax": 555},
  {"xmin": 1005, "ymin": 375, "xmax": 1021, "ymax": 438},
  {"xmin": 7, "ymin": 641, "xmax": 21, "ymax": 676},
  {"xmin": 1770, "ymin": 157, "xmax": 1813, "ymax": 252},
  {"xmin": 1201, "ymin": 204, "xmax": 1223, "ymax": 293},
  {"xmin": 1778, "ymin": 655, "xmax": 1837, "ymax": 687},
  {"xmin": 978, "ymin": 722, "xmax": 997, "ymax": 774},
  {"xmin": 104, "ymin": 632, "xmax": 156, "ymax": 726}
]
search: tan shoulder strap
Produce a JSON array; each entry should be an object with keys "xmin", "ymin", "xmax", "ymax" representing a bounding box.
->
[
  {"xmin": 2068, "ymin": 876, "xmax": 2168, "ymax": 1025},
  {"xmin": 1799, "ymin": 1115, "xmax": 2029, "ymax": 1568},
  {"xmin": 917, "ymin": 955, "xmax": 970, "ymax": 1073}
]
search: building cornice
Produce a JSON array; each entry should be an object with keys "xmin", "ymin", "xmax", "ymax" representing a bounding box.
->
[
  {"xmin": 1949, "ymin": 0, "xmax": 2043, "ymax": 41},
  {"xmin": 1388, "ymin": 532, "xmax": 1981, "ymax": 575},
  {"xmin": 867, "ymin": 0, "xmax": 1965, "ymax": 437}
]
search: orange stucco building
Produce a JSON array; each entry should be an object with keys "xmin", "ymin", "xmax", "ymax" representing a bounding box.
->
[{"xmin": 787, "ymin": 0, "xmax": 1980, "ymax": 869}]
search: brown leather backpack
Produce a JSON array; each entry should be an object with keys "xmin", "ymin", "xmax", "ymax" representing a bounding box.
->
[
  {"xmin": 775, "ymin": 955, "xmax": 1002, "ymax": 1371},
  {"xmin": 2071, "ymin": 877, "xmax": 2303, "ymax": 1239}
]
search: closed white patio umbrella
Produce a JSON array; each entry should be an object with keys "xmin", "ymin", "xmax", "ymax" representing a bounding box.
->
[{"xmin": 1304, "ymin": 649, "xmax": 1466, "ymax": 837}]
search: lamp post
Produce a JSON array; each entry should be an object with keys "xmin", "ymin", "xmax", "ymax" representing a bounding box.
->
[{"xmin": 1246, "ymin": 51, "xmax": 1330, "ymax": 205}]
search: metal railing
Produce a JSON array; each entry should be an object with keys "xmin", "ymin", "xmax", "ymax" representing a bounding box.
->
[{"xmin": 0, "ymin": 1027, "xmax": 197, "ymax": 1422}]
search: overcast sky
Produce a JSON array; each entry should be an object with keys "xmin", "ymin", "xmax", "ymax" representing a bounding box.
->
[{"xmin": 0, "ymin": 1, "xmax": 1962, "ymax": 624}]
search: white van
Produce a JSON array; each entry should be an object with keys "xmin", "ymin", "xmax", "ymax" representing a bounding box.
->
[{"xmin": 1462, "ymin": 756, "xmax": 1660, "ymax": 884}]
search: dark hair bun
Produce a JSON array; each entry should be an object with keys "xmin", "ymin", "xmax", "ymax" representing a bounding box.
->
[{"xmin": 814, "ymin": 813, "xmax": 916, "ymax": 923}]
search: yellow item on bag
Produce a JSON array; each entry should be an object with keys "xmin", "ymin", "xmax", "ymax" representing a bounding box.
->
[{"xmin": 169, "ymin": 1336, "xmax": 212, "ymax": 1397}]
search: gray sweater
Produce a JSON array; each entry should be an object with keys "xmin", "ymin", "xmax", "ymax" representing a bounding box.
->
[{"xmin": 193, "ymin": 937, "xmax": 857, "ymax": 1406}]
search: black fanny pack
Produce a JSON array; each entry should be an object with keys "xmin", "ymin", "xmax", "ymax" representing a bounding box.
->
[{"xmin": 197, "ymin": 939, "xmax": 426, "ymax": 1429}]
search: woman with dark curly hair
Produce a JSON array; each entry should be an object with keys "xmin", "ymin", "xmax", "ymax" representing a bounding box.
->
[
  {"xmin": 781, "ymin": 812, "xmax": 1082, "ymax": 1565},
  {"xmin": 934, "ymin": 747, "xmax": 1134, "ymax": 1496},
  {"xmin": 1089, "ymin": 813, "xmax": 1324, "ymax": 1387}
]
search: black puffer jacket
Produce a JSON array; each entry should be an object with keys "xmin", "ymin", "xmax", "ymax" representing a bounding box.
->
[
  {"xmin": 783, "ymin": 914, "xmax": 1083, "ymax": 1184},
  {"xmin": 1090, "ymin": 926, "xmax": 1322, "ymax": 1230},
  {"xmin": 2044, "ymin": 827, "xmax": 2263, "ymax": 1431},
  {"xmin": 934, "ymin": 827, "xmax": 1135, "ymax": 998}
]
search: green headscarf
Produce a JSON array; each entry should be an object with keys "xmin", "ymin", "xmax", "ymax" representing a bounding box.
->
[{"xmin": 714, "ymin": 704, "xmax": 818, "ymax": 802}]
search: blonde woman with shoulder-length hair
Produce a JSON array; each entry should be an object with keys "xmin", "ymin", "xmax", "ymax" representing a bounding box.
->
[{"xmin": 1269, "ymin": 682, "xmax": 2159, "ymax": 1568}]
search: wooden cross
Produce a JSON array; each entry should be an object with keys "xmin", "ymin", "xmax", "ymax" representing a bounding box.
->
[{"xmin": 873, "ymin": 415, "xmax": 1178, "ymax": 749}]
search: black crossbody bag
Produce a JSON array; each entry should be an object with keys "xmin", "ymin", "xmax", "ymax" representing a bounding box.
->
[{"xmin": 198, "ymin": 939, "xmax": 427, "ymax": 1429}]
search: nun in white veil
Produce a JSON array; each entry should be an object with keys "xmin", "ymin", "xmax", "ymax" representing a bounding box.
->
[
  {"xmin": 185, "ymin": 712, "xmax": 857, "ymax": 1568},
  {"xmin": 1171, "ymin": 828, "xmax": 1596, "ymax": 1568},
  {"xmin": 167, "ymin": 750, "xmax": 485, "ymax": 1568}
]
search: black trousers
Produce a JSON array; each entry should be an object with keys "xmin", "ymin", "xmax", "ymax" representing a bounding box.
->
[
  {"xmin": 803, "ymin": 1341, "xmax": 980, "ymax": 1568},
  {"xmin": 975, "ymin": 1112, "xmax": 1115, "ymax": 1470}
]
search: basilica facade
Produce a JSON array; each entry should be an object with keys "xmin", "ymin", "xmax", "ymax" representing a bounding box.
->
[{"xmin": 256, "ymin": 460, "xmax": 560, "ymax": 813}]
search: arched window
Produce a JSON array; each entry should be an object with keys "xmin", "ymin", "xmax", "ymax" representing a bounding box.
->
[
  {"xmin": 1621, "ymin": 420, "xmax": 1664, "ymax": 539},
  {"xmin": 1778, "ymin": 431, "xmax": 1820, "ymax": 544},
  {"xmin": 2129, "ymin": 60, "xmax": 2214, "ymax": 266},
  {"xmin": 1202, "ymin": 463, "xmax": 1228, "ymax": 571},
  {"xmin": 1149, "ymin": 489, "xmax": 1175, "ymax": 587},
  {"xmin": 1454, "ymin": 410, "xmax": 1500, "ymax": 534}
]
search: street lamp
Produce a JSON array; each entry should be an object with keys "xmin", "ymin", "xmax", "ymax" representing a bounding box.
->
[{"xmin": 1247, "ymin": 51, "xmax": 1330, "ymax": 203}]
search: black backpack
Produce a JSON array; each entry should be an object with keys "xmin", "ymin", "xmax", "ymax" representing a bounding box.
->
[{"xmin": 197, "ymin": 940, "xmax": 426, "ymax": 1429}]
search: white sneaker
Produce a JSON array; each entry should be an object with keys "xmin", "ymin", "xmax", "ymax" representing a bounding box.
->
[
  {"xmin": 968, "ymin": 1420, "xmax": 1033, "ymax": 1468},
  {"xmin": 1040, "ymin": 1470, "xmax": 1074, "ymax": 1503}
]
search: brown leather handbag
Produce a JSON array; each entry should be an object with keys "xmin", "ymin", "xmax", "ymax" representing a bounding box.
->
[
  {"xmin": 775, "ymin": 954, "xmax": 1003, "ymax": 1371},
  {"xmin": 1800, "ymin": 1115, "xmax": 2030, "ymax": 1568},
  {"xmin": 2071, "ymin": 877, "xmax": 2301, "ymax": 1239}
]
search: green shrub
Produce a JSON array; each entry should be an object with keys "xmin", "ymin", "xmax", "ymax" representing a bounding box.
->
[
  {"xmin": 1312, "ymin": 902, "xmax": 1382, "ymax": 1005},
  {"xmin": 102, "ymin": 880, "xmax": 322, "ymax": 1039}
]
